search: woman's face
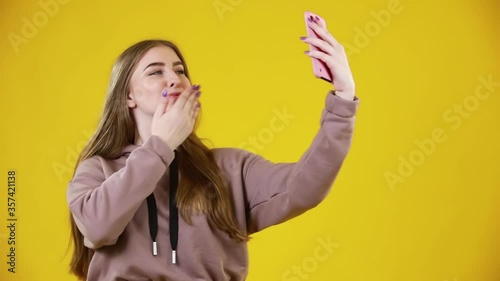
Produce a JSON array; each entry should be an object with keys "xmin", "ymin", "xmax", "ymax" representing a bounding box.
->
[{"xmin": 127, "ymin": 45, "xmax": 191, "ymax": 116}]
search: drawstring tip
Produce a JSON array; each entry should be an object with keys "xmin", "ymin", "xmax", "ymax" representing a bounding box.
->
[
  {"xmin": 152, "ymin": 242, "xmax": 158, "ymax": 256},
  {"xmin": 172, "ymin": 250, "xmax": 177, "ymax": 265}
]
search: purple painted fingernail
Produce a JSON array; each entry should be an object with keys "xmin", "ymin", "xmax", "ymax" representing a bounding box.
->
[
  {"xmin": 195, "ymin": 91, "xmax": 201, "ymax": 98},
  {"xmin": 300, "ymin": 36, "xmax": 307, "ymax": 40},
  {"xmin": 304, "ymin": 50, "xmax": 310, "ymax": 54},
  {"xmin": 162, "ymin": 89, "xmax": 168, "ymax": 97},
  {"xmin": 315, "ymin": 16, "xmax": 320, "ymax": 21},
  {"xmin": 192, "ymin": 84, "xmax": 200, "ymax": 90},
  {"xmin": 308, "ymin": 16, "xmax": 313, "ymax": 22},
  {"xmin": 196, "ymin": 102, "xmax": 201, "ymax": 108}
]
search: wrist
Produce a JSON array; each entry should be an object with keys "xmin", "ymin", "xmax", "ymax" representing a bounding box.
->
[
  {"xmin": 334, "ymin": 89, "xmax": 355, "ymax": 100},
  {"xmin": 150, "ymin": 133, "xmax": 173, "ymax": 150},
  {"xmin": 163, "ymin": 136, "xmax": 178, "ymax": 152}
]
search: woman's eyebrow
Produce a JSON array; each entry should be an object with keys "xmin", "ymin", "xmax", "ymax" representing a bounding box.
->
[
  {"xmin": 143, "ymin": 61, "xmax": 183, "ymax": 71},
  {"xmin": 144, "ymin": 62, "xmax": 165, "ymax": 71}
]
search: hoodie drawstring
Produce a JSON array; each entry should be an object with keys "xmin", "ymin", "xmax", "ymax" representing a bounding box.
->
[{"xmin": 146, "ymin": 150, "xmax": 179, "ymax": 265}]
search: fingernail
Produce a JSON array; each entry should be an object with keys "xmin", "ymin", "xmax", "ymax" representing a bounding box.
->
[
  {"xmin": 195, "ymin": 91, "xmax": 201, "ymax": 98},
  {"xmin": 315, "ymin": 16, "xmax": 320, "ymax": 21},
  {"xmin": 162, "ymin": 89, "xmax": 168, "ymax": 97},
  {"xmin": 308, "ymin": 16, "xmax": 313, "ymax": 22},
  {"xmin": 192, "ymin": 84, "xmax": 200, "ymax": 90},
  {"xmin": 300, "ymin": 36, "xmax": 307, "ymax": 40},
  {"xmin": 196, "ymin": 102, "xmax": 201, "ymax": 108},
  {"xmin": 304, "ymin": 50, "xmax": 310, "ymax": 54}
]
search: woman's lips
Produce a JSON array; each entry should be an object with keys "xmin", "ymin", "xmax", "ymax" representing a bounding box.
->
[{"xmin": 169, "ymin": 92, "xmax": 181, "ymax": 100}]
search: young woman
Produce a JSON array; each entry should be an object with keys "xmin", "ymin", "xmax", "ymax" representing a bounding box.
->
[{"xmin": 66, "ymin": 15, "xmax": 359, "ymax": 281}]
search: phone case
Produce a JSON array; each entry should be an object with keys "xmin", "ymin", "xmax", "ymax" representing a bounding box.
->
[{"xmin": 304, "ymin": 11, "xmax": 333, "ymax": 83}]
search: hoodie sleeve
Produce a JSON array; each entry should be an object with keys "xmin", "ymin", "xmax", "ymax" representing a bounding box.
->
[
  {"xmin": 66, "ymin": 135, "xmax": 174, "ymax": 249},
  {"xmin": 241, "ymin": 91, "xmax": 359, "ymax": 234}
]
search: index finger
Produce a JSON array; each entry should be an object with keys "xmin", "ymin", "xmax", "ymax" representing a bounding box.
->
[
  {"xmin": 308, "ymin": 15, "xmax": 340, "ymax": 48},
  {"xmin": 154, "ymin": 89, "xmax": 169, "ymax": 119},
  {"xmin": 173, "ymin": 85, "xmax": 199, "ymax": 109}
]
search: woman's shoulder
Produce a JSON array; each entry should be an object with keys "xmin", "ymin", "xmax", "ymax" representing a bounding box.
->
[
  {"xmin": 210, "ymin": 147, "xmax": 263, "ymax": 174},
  {"xmin": 211, "ymin": 147, "xmax": 247, "ymax": 163},
  {"xmin": 75, "ymin": 153, "xmax": 127, "ymax": 176},
  {"xmin": 211, "ymin": 147, "xmax": 256, "ymax": 161}
]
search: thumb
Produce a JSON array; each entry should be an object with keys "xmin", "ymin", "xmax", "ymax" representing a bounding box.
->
[{"xmin": 154, "ymin": 89, "xmax": 169, "ymax": 119}]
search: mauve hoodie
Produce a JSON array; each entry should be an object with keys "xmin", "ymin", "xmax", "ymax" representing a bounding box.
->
[{"xmin": 67, "ymin": 91, "xmax": 360, "ymax": 281}]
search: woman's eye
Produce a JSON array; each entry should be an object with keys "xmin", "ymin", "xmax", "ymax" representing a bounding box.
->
[
  {"xmin": 150, "ymin": 70, "xmax": 163, "ymax": 76},
  {"xmin": 149, "ymin": 69, "xmax": 184, "ymax": 76}
]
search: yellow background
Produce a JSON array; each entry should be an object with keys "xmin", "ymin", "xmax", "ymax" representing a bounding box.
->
[{"xmin": 1, "ymin": 0, "xmax": 499, "ymax": 280}]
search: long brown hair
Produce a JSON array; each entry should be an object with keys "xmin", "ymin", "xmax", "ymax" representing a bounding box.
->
[{"xmin": 68, "ymin": 39, "xmax": 248, "ymax": 280}]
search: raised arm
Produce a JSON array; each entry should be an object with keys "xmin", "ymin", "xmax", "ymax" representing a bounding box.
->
[
  {"xmin": 244, "ymin": 12, "xmax": 359, "ymax": 233},
  {"xmin": 243, "ymin": 91, "xmax": 359, "ymax": 234},
  {"xmin": 66, "ymin": 135, "xmax": 174, "ymax": 249}
]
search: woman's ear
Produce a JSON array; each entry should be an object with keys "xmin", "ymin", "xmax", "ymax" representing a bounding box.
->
[{"xmin": 127, "ymin": 92, "xmax": 137, "ymax": 108}]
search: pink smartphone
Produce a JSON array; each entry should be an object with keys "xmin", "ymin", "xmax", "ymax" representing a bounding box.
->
[{"xmin": 304, "ymin": 11, "xmax": 333, "ymax": 83}]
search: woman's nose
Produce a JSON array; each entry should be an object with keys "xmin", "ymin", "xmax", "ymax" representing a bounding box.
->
[{"xmin": 165, "ymin": 70, "xmax": 181, "ymax": 88}]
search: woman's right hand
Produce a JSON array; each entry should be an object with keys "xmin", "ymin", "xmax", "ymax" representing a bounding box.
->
[{"xmin": 151, "ymin": 85, "xmax": 201, "ymax": 150}]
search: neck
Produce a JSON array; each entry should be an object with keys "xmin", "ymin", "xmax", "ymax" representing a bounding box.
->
[{"xmin": 133, "ymin": 112, "xmax": 152, "ymax": 146}]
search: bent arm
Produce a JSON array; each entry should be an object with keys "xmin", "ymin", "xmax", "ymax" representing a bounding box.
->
[
  {"xmin": 243, "ymin": 91, "xmax": 359, "ymax": 233},
  {"xmin": 66, "ymin": 135, "xmax": 174, "ymax": 249}
]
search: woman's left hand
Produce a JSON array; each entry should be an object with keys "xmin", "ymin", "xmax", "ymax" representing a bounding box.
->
[{"xmin": 302, "ymin": 15, "xmax": 355, "ymax": 100}]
